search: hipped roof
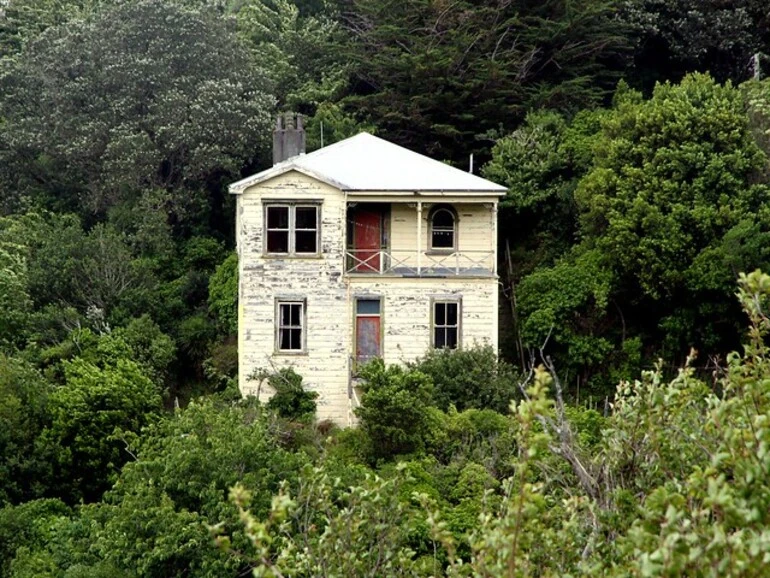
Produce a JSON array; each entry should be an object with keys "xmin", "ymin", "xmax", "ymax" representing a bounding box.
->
[{"xmin": 229, "ymin": 132, "xmax": 507, "ymax": 195}]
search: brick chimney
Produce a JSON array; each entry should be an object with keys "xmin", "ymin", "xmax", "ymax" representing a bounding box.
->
[{"xmin": 272, "ymin": 112, "xmax": 306, "ymax": 165}]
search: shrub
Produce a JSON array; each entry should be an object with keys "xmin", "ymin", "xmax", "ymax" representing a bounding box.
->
[
  {"xmin": 265, "ymin": 368, "xmax": 318, "ymax": 421},
  {"xmin": 355, "ymin": 359, "xmax": 435, "ymax": 462},
  {"xmin": 412, "ymin": 345, "xmax": 520, "ymax": 413}
]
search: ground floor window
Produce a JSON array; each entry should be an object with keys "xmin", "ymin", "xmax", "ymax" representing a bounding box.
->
[
  {"xmin": 276, "ymin": 300, "xmax": 305, "ymax": 352},
  {"xmin": 433, "ymin": 300, "xmax": 460, "ymax": 349}
]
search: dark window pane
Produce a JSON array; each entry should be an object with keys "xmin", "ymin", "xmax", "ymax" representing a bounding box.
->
[
  {"xmin": 267, "ymin": 206, "xmax": 289, "ymax": 228},
  {"xmin": 445, "ymin": 328, "xmax": 458, "ymax": 349},
  {"xmin": 432, "ymin": 230, "xmax": 454, "ymax": 248},
  {"xmin": 446, "ymin": 303, "xmax": 458, "ymax": 326},
  {"xmin": 289, "ymin": 303, "xmax": 301, "ymax": 326},
  {"xmin": 295, "ymin": 231, "xmax": 317, "ymax": 253},
  {"xmin": 435, "ymin": 328, "xmax": 446, "ymax": 348},
  {"xmin": 279, "ymin": 328, "xmax": 290, "ymax": 349},
  {"xmin": 267, "ymin": 231, "xmax": 289, "ymax": 253},
  {"xmin": 279, "ymin": 327, "xmax": 303, "ymax": 350},
  {"xmin": 432, "ymin": 209, "xmax": 454, "ymax": 228},
  {"xmin": 357, "ymin": 299, "xmax": 380, "ymax": 315},
  {"xmin": 435, "ymin": 302, "xmax": 446, "ymax": 325},
  {"xmin": 295, "ymin": 207, "xmax": 317, "ymax": 229}
]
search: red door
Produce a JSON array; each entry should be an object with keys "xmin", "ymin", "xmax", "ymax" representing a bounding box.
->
[{"xmin": 352, "ymin": 210, "xmax": 382, "ymax": 272}]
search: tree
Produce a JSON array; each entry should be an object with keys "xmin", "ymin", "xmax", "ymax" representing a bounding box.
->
[
  {"xmin": 514, "ymin": 74, "xmax": 770, "ymax": 391},
  {"xmin": 13, "ymin": 398, "xmax": 309, "ymax": 577},
  {"xmin": 620, "ymin": 0, "xmax": 770, "ymax": 88},
  {"xmin": 0, "ymin": 0, "xmax": 101, "ymax": 61},
  {"xmin": 233, "ymin": 0, "xmax": 347, "ymax": 110},
  {"xmin": 410, "ymin": 346, "xmax": 519, "ymax": 414},
  {"xmin": 0, "ymin": 212, "xmax": 153, "ymax": 322},
  {"xmin": 40, "ymin": 357, "xmax": 163, "ymax": 503},
  {"xmin": 0, "ymin": 0, "xmax": 275, "ymax": 225},
  {"xmin": 0, "ymin": 242, "xmax": 32, "ymax": 349},
  {"xmin": 341, "ymin": 0, "xmax": 631, "ymax": 164},
  {"xmin": 0, "ymin": 356, "xmax": 53, "ymax": 505}
]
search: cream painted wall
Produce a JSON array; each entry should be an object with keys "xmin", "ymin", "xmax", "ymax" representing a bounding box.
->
[
  {"xmin": 388, "ymin": 203, "xmax": 496, "ymax": 272},
  {"xmin": 236, "ymin": 170, "xmax": 499, "ymax": 425}
]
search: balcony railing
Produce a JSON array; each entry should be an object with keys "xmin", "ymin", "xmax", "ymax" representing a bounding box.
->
[{"xmin": 345, "ymin": 249, "xmax": 495, "ymax": 277}]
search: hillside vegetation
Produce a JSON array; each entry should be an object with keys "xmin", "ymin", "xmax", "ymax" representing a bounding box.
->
[{"xmin": 2, "ymin": 0, "xmax": 770, "ymax": 576}]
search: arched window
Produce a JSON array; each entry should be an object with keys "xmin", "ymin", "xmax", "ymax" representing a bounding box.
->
[{"xmin": 429, "ymin": 205, "xmax": 457, "ymax": 251}]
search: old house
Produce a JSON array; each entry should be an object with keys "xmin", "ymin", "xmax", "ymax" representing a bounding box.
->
[{"xmin": 230, "ymin": 116, "xmax": 507, "ymax": 424}]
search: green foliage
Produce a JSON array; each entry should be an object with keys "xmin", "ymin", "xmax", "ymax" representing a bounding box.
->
[
  {"xmin": 10, "ymin": 398, "xmax": 309, "ymax": 577},
  {"xmin": 177, "ymin": 313, "xmax": 217, "ymax": 369},
  {"xmin": 514, "ymin": 74, "xmax": 770, "ymax": 393},
  {"xmin": 0, "ymin": 243, "xmax": 32, "ymax": 349},
  {"xmin": 207, "ymin": 252, "xmax": 238, "ymax": 336},
  {"xmin": 304, "ymin": 102, "xmax": 376, "ymax": 150},
  {"xmin": 41, "ymin": 357, "xmax": 163, "ymax": 503},
  {"xmin": 411, "ymin": 346, "xmax": 519, "ymax": 414},
  {"xmin": 233, "ymin": 0, "xmax": 346, "ymax": 109},
  {"xmin": 355, "ymin": 359, "xmax": 435, "ymax": 462},
  {"xmin": 219, "ymin": 464, "xmax": 422, "ymax": 578},
  {"xmin": 0, "ymin": 499, "xmax": 70, "ymax": 577},
  {"xmin": 578, "ymin": 74, "xmax": 767, "ymax": 299},
  {"xmin": 41, "ymin": 316, "xmax": 176, "ymax": 389},
  {"xmin": 0, "ymin": 356, "xmax": 52, "ymax": 505},
  {"xmin": 427, "ymin": 408, "xmax": 517, "ymax": 479},
  {"xmin": 85, "ymin": 398, "xmax": 308, "ymax": 577},
  {"xmin": 620, "ymin": 0, "xmax": 770, "ymax": 87},
  {"xmin": 111, "ymin": 316, "xmax": 176, "ymax": 384},
  {"xmin": 264, "ymin": 367, "xmax": 318, "ymax": 421},
  {"xmin": 0, "ymin": 0, "xmax": 101, "ymax": 61},
  {"xmin": 0, "ymin": 0, "xmax": 275, "ymax": 219},
  {"xmin": 342, "ymin": 0, "xmax": 631, "ymax": 164},
  {"xmin": 484, "ymin": 109, "xmax": 604, "ymax": 275},
  {"xmin": 0, "ymin": 212, "xmax": 154, "ymax": 323}
]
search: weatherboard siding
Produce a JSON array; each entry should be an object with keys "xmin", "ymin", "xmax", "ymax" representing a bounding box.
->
[
  {"xmin": 238, "ymin": 171, "xmax": 352, "ymax": 423},
  {"xmin": 347, "ymin": 277, "xmax": 499, "ymax": 363},
  {"xmin": 389, "ymin": 203, "xmax": 496, "ymax": 271},
  {"xmin": 237, "ymin": 170, "xmax": 500, "ymax": 425}
]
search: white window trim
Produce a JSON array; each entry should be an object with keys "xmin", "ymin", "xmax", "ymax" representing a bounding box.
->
[
  {"xmin": 264, "ymin": 202, "xmax": 321, "ymax": 256},
  {"xmin": 431, "ymin": 297, "xmax": 462, "ymax": 349},
  {"xmin": 428, "ymin": 205, "xmax": 458, "ymax": 253},
  {"xmin": 275, "ymin": 298, "xmax": 307, "ymax": 354}
]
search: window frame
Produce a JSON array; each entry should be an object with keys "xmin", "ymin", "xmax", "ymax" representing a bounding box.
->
[
  {"xmin": 275, "ymin": 298, "xmax": 307, "ymax": 354},
  {"xmin": 264, "ymin": 202, "xmax": 321, "ymax": 256},
  {"xmin": 353, "ymin": 296, "xmax": 383, "ymax": 368},
  {"xmin": 431, "ymin": 297, "xmax": 461, "ymax": 350},
  {"xmin": 428, "ymin": 204, "xmax": 458, "ymax": 253}
]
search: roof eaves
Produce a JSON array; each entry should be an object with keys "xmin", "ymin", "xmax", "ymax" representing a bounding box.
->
[
  {"xmin": 228, "ymin": 162, "xmax": 348, "ymax": 194},
  {"xmin": 342, "ymin": 188, "xmax": 507, "ymax": 196}
]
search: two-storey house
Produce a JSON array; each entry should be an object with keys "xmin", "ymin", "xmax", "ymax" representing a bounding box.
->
[{"xmin": 230, "ymin": 116, "xmax": 507, "ymax": 424}]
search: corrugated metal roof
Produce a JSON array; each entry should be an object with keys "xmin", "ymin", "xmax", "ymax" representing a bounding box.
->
[{"xmin": 229, "ymin": 133, "xmax": 507, "ymax": 194}]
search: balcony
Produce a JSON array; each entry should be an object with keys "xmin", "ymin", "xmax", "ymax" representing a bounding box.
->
[{"xmin": 345, "ymin": 249, "xmax": 495, "ymax": 277}]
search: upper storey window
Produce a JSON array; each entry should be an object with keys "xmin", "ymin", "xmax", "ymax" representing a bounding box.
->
[
  {"xmin": 265, "ymin": 204, "xmax": 319, "ymax": 255},
  {"xmin": 429, "ymin": 205, "xmax": 456, "ymax": 251}
]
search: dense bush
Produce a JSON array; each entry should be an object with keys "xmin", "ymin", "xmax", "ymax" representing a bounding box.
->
[
  {"xmin": 265, "ymin": 367, "xmax": 318, "ymax": 421},
  {"xmin": 355, "ymin": 359, "xmax": 436, "ymax": 462},
  {"xmin": 226, "ymin": 270, "xmax": 770, "ymax": 577},
  {"xmin": 40, "ymin": 358, "xmax": 163, "ymax": 503},
  {"xmin": 412, "ymin": 346, "xmax": 520, "ymax": 413}
]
